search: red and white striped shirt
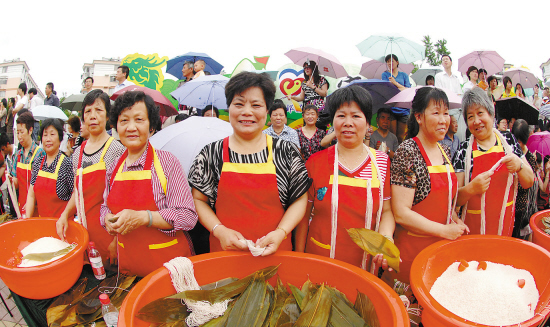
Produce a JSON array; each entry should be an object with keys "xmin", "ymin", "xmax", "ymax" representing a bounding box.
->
[
  {"xmin": 100, "ymin": 144, "xmax": 198, "ymax": 237},
  {"xmin": 338, "ymin": 150, "xmax": 391, "ymax": 201}
]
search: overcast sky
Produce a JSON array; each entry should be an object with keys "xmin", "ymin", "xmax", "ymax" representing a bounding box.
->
[{"xmin": 2, "ymin": 0, "xmax": 548, "ymax": 96}]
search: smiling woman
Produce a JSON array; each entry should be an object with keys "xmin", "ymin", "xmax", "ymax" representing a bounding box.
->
[{"xmin": 189, "ymin": 72, "xmax": 311, "ymax": 256}]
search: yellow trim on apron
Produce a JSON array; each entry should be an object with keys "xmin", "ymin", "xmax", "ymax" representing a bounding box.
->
[
  {"xmin": 472, "ymin": 134, "xmax": 504, "ymax": 158},
  {"xmin": 79, "ymin": 137, "xmax": 114, "ymax": 175},
  {"xmin": 221, "ymin": 135, "xmax": 275, "ymax": 175},
  {"xmin": 310, "ymin": 237, "xmax": 331, "ymax": 249},
  {"xmin": 114, "ymin": 146, "xmax": 167, "ymax": 194},
  {"xmin": 467, "ymin": 200, "xmax": 514, "ymax": 214},
  {"xmin": 118, "ymin": 241, "xmax": 125, "ymax": 248},
  {"xmin": 329, "ymin": 149, "xmax": 381, "ymax": 188},
  {"xmin": 37, "ymin": 154, "xmax": 66, "ymax": 179},
  {"xmin": 16, "ymin": 146, "xmax": 41, "ymax": 171},
  {"xmin": 148, "ymin": 239, "xmax": 179, "ymax": 250}
]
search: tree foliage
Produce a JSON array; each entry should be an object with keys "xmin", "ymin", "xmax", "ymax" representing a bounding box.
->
[{"xmin": 422, "ymin": 35, "xmax": 451, "ymax": 67}]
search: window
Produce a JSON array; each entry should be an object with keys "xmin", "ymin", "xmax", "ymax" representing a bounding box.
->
[
  {"xmin": 1, "ymin": 67, "xmax": 7, "ymax": 73},
  {"xmin": 0, "ymin": 91, "xmax": 5, "ymax": 98},
  {"xmin": 110, "ymin": 75, "xmax": 116, "ymax": 82},
  {"xmin": 0, "ymin": 78, "xmax": 7, "ymax": 85}
]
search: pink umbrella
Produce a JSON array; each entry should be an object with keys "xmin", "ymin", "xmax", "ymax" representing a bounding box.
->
[
  {"xmin": 458, "ymin": 51, "xmax": 505, "ymax": 77},
  {"xmin": 359, "ymin": 60, "xmax": 414, "ymax": 79},
  {"xmin": 527, "ymin": 132, "xmax": 550, "ymax": 157},
  {"xmin": 503, "ymin": 67, "xmax": 539, "ymax": 89},
  {"xmin": 111, "ymin": 85, "xmax": 178, "ymax": 117},
  {"xmin": 284, "ymin": 47, "xmax": 348, "ymax": 79},
  {"xmin": 385, "ymin": 86, "xmax": 463, "ymax": 110}
]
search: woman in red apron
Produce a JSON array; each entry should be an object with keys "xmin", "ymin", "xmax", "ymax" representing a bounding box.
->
[
  {"xmin": 296, "ymin": 85, "xmax": 395, "ymax": 273},
  {"xmin": 57, "ymin": 90, "xmax": 125, "ymax": 267},
  {"xmin": 189, "ymin": 72, "xmax": 310, "ymax": 256},
  {"xmin": 391, "ymin": 87, "xmax": 468, "ymax": 284},
  {"xmin": 102, "ymin": 91, "xmax": 197, "ymax": 277},
  {"xmin": 25, "ymin": 119, "xmax": 74, "ymax": 218},
  {"xmin": 454, "ymin": 88, "xmax": 534, "ymax": 237},
  {"xmin": 13, "ymin": 112, "xmax": 44, "ymax": 217}
]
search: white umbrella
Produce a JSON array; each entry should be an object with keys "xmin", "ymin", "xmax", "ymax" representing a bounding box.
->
[
  {"xmin": 31, "ymin": 105, "xmax": 68, "ymax": 121},
  {"xmin": 149, "ymin": 116, "xmax": 233, "ymax": 177},
  {"xmin": 171, "ymin": 75, "xmax": 229, "ymax": 110},
  {"xmin": 503, "ymin": 68, "xmax": 539, "ymax": 89},
  {"xmin": 410, "ymin": 67, "xmax": 442, "ymax": 86}
]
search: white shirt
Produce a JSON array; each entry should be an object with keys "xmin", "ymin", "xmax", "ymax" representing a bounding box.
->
[
  {"xmin": 435, "ymin": 70, "xmax": 463, "ymax": 95},
  {"xmin": 113, "ymin": 79, "xmax": 135, "ymax": 93},
  {"xmin": 29, "ymin": 96, "xmax": 43, "ymax": 110},
  {"xmin": 60, "ymin": 132, "xmax": 69, "ymax": 153},
  {"xmin": 462, "ymin": 81, "xmax": 475, "ymax": 94},
  {"xmin": 193, "ymin": 70, "xmax": 205, "ymax": 79}
]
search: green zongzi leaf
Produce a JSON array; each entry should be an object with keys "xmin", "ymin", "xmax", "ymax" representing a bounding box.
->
[
  {"xmin": 354, "ymin": 290, "xmax": 380, "ymax": 327},
  {"xmin": 293, "ymin": 284, "xmax": 331, "ymax": 327},
  {"xmin": 347, "ymin": 228, "xmax": 400, "ymax": 272},
  {"xmin": 135, "ymin": 298, "xmax": 189, "ymax": 323},
  {"xmin": 288, "ymin": 283, "xmax": 305, "ymax": 311},
  {"xmin": 327, "ymin": 287, "xmax": 366, "ymax": 327},
  {"xmin": 225, "ymin": 273, "xmax": 269, "ymax": 327}
]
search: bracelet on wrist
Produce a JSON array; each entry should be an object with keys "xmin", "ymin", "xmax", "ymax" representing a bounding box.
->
[
  {"xmin": 212, "ymin": 223, "xmax": 223, "ymax": 234},
  {"xmin": 276, "ymin": 226, "xmax": 288, "ymax": 237}
]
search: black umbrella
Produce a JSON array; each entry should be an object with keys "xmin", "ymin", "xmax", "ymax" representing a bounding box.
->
[{"xmin": 495, "ymin": 96, "xmax": 539, "ymax": 125}]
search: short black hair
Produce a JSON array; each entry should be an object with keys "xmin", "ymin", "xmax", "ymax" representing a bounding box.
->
[
  {"xmin": 425, "ymin": 75, "xmax": 435, "ymax": 84},
  {"xmin": 28, "ymin": 88, "xmax": 37, "ymax": 95},
  {"xmin": 67, "ymin": 116, "xmax": 81, "ymax": 133},
  {"xmin": 118, "ymin": 65, "xmax": 130, "ymax": 79},
  {"xmin": 496, "ymin": 116, "xmax": 507, "ymax": 124},
  {"xmin": 110, "ymin": 91, "xmax": 160, "ymax": 133},
  {"xmin": 512, "ymin": 119, "xmax": 529, "ymax": 145},
  {"xmin": 377, "ymin": 107, "xmax": 392, "ymax": 119},
  {"xmin": 441, "ymin": 54, "xmax": 452, "ymax": 62},
  {"xmin": 85, "ymin": 76, "xmax": 94, "ymax": 83},
  {"xmin": 40, "ymin": 118, "xmax": 64, "ymax": 142},
  {"xmin": 406, "ymin": 87, "xmax": 449, "ymax": 139},
  {"xmin": 269, "ymin": 99, "xmax": 286, "ymax": 116},
  {"xmin": 18, "ymin": 83, "xmax": 27, "ymax": 95},
  {"xmin": 478, "ymin": 68, "xmax": 487, "ymax": 75},
  {"xmin": 175, "ymin": 113, "xmax": 190, "ymax": 123},
  {"xmin": 326, "ymin": 85, "xmax": 373, "ymax": 124},
  {"xmin": 46, "ymin": 82, "xmax": 54, "ymax": 91},
  {"xmin": 503, "ymin": 76, "xmax": 512, "ymax": 88},
  {"xmin": 385, "ymin": 54, "xmax": 399, "ymax": 64},
  {"xmin": 0, "ymin": 133, "xmax": 11, "ymax": 148},
  {"xmin": 467, "ymin": 66, "xmax": 478, "ymax": 81},
  {"xmin": 202, "ymin": 105, "xmax": 219, "ymax": 117},
  {"xmin": 1, "ymin": 98, "xmax": 7, "ymax": 108},
  {"xmin": 16, "ymin": 112, "xmax": 35, "ymax": 132},
  {"xmin": 302, "ymin": 104, "xmax": 318, "ymax": 117},
  {"xmin": 225, "ymin": 72, "xmax": 276, "ymax": 109},
  {"xmin": 81, "ymin": 89, "xmax": 111, "ymax": 122},
  {"xmin": 487, "ymin": 75, "xmax": 498, "ymax": 85},
  {"xmin": 9, "ymin": 98, "xmax": 15, "ymax": 107}
]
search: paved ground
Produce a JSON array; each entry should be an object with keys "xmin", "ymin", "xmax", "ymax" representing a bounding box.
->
[{"xmin": 0, "ymin": 278, "xmax": 27, "ymax": 327}]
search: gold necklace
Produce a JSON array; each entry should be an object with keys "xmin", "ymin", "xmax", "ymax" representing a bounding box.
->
[{"xmin": 338, "ymin": 145, "xmax": 366, "ymax": 170}]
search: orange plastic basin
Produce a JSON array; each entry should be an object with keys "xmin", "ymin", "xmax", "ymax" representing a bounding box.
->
[
  {"xmin": 119, "ymin": 251, "xmax": 409, "ymax": 327},
  {"xmin": 0, "ymin": 218, "xmax": 89, "ymax": 299},
  {"xmin": 530, "ymin": 210, "xmax": 550, "ymax": 252},
  {"xmin": 410, "ymin": 235, "xmax": 550, "ymax": 326}
]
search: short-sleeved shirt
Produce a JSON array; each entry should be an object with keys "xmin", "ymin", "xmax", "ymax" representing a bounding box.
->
[
  {"xmin": 263, "ymin": 125, "xmax": 300, "ymax": 147},
  {"xmin": 297, "ymin": 127, "xmax": 326, "ymax": 162},
  {"xmin": 391, "ymin": 138, "xmax": 452, "ymax": 206},
  {"xmin": 44, "ymin": 94, "xmax": 60, "ymax": 107},
  {"xmin": 439, "ymin": 134, "xmax": 461, "ymax": 159},
  {"xmin": 501, "ymin": 89, "xmax": 516, "ymax": 98},
  {"xmin": 30, "ymin": 152, "xmax": 74, "ymax": 201},
  {"xmin": 113, "ymin": 80, "xmax": 135, "ymax": 93},
  {"xmin": 435, "ymin": 71, "xmax": 463, "ymax": 95},
  {"xmin": 369, "ymin": 130, "xmax": 399, "ymax": 153},
  {"xmin": 302, "ymin": 76, "xmax": 328, "ymax": 107},
  {"xmin": 452, "ymin": 131, "xmax": 523, "ymax": 174},
  {"xmin": 188, "ymin": 137, "xmax": 311, "ymax": 210},
  {"xmin": 12, "ymin": 142, "xmax": 46, "ymax": 177},
  {"xmin": 381, "ymin": 71, "xmax": 411, "ymax": 88},
  {"xmin": 71, "ymin": 138, "xmax": 126, "ymax": 176}
]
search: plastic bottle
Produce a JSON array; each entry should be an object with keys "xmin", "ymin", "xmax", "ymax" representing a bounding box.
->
[
  {"xmin": 99, "ymin": 293, "xmax": 119, "ymax": 327},
  {"xmin": 87, "ymin": 242, "xmax": 106, "ymax": 280}
]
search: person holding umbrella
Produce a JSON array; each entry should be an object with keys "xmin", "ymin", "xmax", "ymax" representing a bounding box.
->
[
  {"xmin": 391, "ymin": 87, "xmax": 467, "ymax": 284},
  {"xmin": 56, "ymin": 90, "xmax": 126, "ymax": 267},
  {"xmin": 190, "ymin": 72, "xmax": 310, "ymax": 255},
  {"xmin": 381, "ymin": 54, "xmax": 411, "ymax": 143},
  {"xmin": 295, "ymin": 85, "xmax": 395, "ymax": 272},
  {"xmin": 453, "ymin": 88, "xmax": 533, "ymax": 237},
  {"xmin": 100, "ymin": 91, "xmax": 197, "ymax": 277},
  {"xmin": 462, "ymin": 66, "xmax": 478, "ymax": 93},
  {"xmin": 24, "ymin": 118, "xmax": 73, "ymax": 218},
  {"xmin": 478, "ymin": 68, "xmax": 488, "ymax": 91},
  {"xmin": 287, "ymin": 60, "xmax": 329, "ymax": 109}
]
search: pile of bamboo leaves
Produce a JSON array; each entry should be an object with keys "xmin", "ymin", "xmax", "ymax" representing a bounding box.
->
[{"xmin": 137, "ymin": 266, "xmax": 380, "ymax": 327}]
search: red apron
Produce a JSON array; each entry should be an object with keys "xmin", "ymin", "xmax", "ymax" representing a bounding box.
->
[
  {"xmin": 107, "ymin": 143, "xmax": 192, "ymax": 277},
  {"xmin": 33, "ymin": 154, "xmax": 68, "ymax": 218},
  {"xmin": 464, "ymin": 134, "xmax": 515, "ymax": 236},
  {"xmin": 211, "ymin": 135, "xmax": 290, "ymax": 252},
  {"xmin": 393, "ymin": 138, "xmax": 457, "ymax": 284},
  {"xmin": 76, "ymin": 138, "xmax": 116, "ymax": 266},
  {"xmin": 306, "ymin": 146, "xmax": 382, "ymax": 269},
  {"xmin": 16, "ymin": 146, "xmax": 40, "ymax": 216}
]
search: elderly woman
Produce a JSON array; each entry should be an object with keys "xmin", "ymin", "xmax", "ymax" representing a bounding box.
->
[
  {"xmin": 101, "ymin": 91, "xmax": 197, "ymax": 277},
  {"xmin": 296, "ymin": 85, "xmax": 395, "ymax": 272},
  {"xmin": 25, "ymin": 119, "xmax": 74, "ymax": 218},
  {"xmin": 56, "ymin": 90, "xmax": 126, "ymax": 267},
  {"xmin": 391, "ymin": 87, "xmax": 467, "ymax": 284},
  {"xmin": 453, "ymin": 87, "xmax": 534, "ymax": 237},
  {"xmin": 202, "ymin": 105, "xmax": 219, "ymax": 118},
  {"xmin": 189, "ymin": 72, "xmax": 310, "ymax": 255},
  {"xmin": 297, "ymin": 104, "xmax": 326, "ymax": 162},
  {"xmin": 263, "ymin": 99, "xmax": 300, "ymax": 147},
  {"xmin": 288, "ymin": 60, "xmax": 329, "ymax": 109}
]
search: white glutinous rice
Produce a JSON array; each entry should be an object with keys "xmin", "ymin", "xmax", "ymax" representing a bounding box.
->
[
  {"xmin": 18, "ymin": 237, "xmax": 72, "ymax": 268},
  {"xmin": 430, "ymin": 261, "xmax": 539, "ymax": 326}
]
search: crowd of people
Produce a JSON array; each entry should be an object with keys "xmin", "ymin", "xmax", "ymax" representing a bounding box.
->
[{"xmin": 0, "ymin": 55, "xmax": 549, "ymax": 322}]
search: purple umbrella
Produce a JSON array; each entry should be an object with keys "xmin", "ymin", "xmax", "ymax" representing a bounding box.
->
[
  {"xmin": 458, "ymin": 51, "xmax": 505, "ymax": 77},
  {"xmin": 284, "ymin": 47, "xmax": 348, "ymax": 79},
  {"xmin": 385, "ymin": 86, "xmax": 463, "ymax": 110},
  {"xmin": 359, "ymin": 60, "xmax": 414, "ymax": 79},
  {"xmin": 503, "ymin": 68, "xmax": 539, "ymax": 89},
  {"xmin": 527, "ymin": 132, "xmax": 550, "ymax": 157}
]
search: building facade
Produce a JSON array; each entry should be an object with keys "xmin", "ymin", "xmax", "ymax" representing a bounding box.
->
[
  {"xmin": 541, "ymin": 58, "xmax": 550, "ymax": 85},
  {"xmin": 81, "ymin": 58, "xmax": 121, "ymax": 95},
  {"xmin": 0, "ymin": 59, "xmax": 44, "ymax": 99}
]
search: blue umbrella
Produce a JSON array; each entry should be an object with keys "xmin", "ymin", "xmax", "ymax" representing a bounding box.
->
[
  {"xmin": 344, "ymin": 79, "xmax": 400, "ymax": 113},
  {"xmin": 171, "ymin": 75, "xmax": 229, "ymax": 109},
  {"xmin": 166, "ymin": 52, "xmax": 224, "ymax": 80}
]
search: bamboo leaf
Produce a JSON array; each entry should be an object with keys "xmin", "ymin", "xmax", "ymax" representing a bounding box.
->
[
  {"xmin": 347, "ymin": 228, "xmax": 400, "ymax": 272},
  {"xmin": 288, "ymin": 283, "xmax": 305, "ymax": 311},
  {"xmin": 293, "ymin": 284, "xmax": 331, "ymax": 327},
  {"xmin": 327, "ymin": 287, "xmax": 366, "ymax": 327},
  {"xmin": 354, "ymin": 290, "xmax": 380, "ymax": 327},
  {"xmin": 200, "ymin": 277, "xmax": 238, "ymax": 291},
  {"xmin": 135, "ymin": 298, "xmax": 189, "ymax": 323},
  {"xmin": 273, "ymin": 295, "xmax": 300, "ymax": 326},
  {"xmin": 225, "ymin": 274, "xmax": 269, "ymax": 327},
  {"xmin": 47, "ymin": 278, "xmax": 88, "ymax": 326}
]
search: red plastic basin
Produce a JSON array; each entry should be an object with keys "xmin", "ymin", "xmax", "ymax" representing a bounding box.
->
[
  {"xmin": 411, "ymin": 235, "xmax": 550, "ymax": 326},
  {"xmin": 0, "ymin": 218, "xmax": 89, "ymax": 299},
  {"xmin": 530, "ymin": 210, "xmax": 550, "ymax": 253},
  {"xmin": 119, "ymin": 251, "xmax": 409, "ymax": 327}
]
